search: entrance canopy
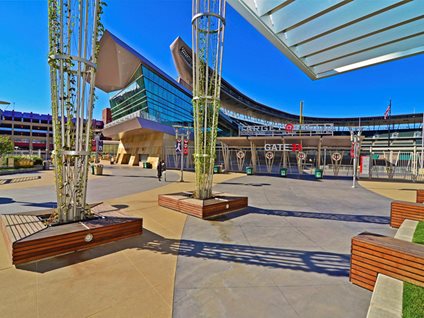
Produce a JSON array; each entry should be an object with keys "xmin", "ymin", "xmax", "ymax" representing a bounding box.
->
[
  {"xmin": 218, "ymin": 135, "xmax": 359, "ymax": 148},
  {"xmin": 228, "ymin": 0, "xmax": 424, "ymax": 79}
]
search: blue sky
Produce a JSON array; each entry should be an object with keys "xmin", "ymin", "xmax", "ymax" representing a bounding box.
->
[{"xmin": 0, "ymin": 0, "xmax": 423, "ymax": 120}]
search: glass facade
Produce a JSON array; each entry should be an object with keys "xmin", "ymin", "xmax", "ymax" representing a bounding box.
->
[{"xmin": 109, "ymin": 65, "xmax": 193, "ymax": 126}]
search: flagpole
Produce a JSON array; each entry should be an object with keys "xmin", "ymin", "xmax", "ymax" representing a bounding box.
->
[
  {"xmin": 421, "ymin": 112, "xmax": 424, "ymax": 169},
  {"xmin": 387, "ymin": 99, "xmax": 392, "ymax": 148}
]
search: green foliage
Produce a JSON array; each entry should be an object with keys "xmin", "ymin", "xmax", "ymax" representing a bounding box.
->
[
  {"xmin": 403, "ymin": 282, "xmax": 424, "ymax": 318},
  {"xmin": 0, "ymin": 136, "xmax": 14, "ymax": 157},
  {"xmin": 48, "ymin": 0, "xmax": 106, "ymax": 224},
  {"xmin": 1, "ymin": 155, "xmax": 42, "ymax": 168},
  {"xmin": 402, "ymin": 222, "xmax": 424, "ymax": 318},
  {"xmin": 412, "ymin": 221, "xmax": 424, "ymax": 244}
]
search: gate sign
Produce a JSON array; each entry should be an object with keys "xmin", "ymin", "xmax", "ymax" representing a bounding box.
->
[
  {"xmin": 291, "ymin": 143, "xmax": 302, "ymax": 152},
  {"xmin": 264, "ymin": 143, "xmax": 302, "ymax": 152},
  {"xmin": 331, "ymin": 152, "xmax": 342, "ymax": 162},
  {"xmin": 265, "ymin": 151, "xmax": 274, "ymax": 160},
  {"xmin": 175, "ymin": 139, "xmax": 182, "ymax": 153},
  {"xmin": 183, "ymin": 140, "xmax": 189, "ymax": 156},
  {"xmin": 297, "ymin": 152, "xmax": 306, "ymax": 160}
]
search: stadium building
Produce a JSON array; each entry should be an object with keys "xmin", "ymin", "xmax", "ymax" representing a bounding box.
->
[
  {"xmin": 96, "ymin": 30, "xmax": 423, "ymax": 181},
  {"xmin": 0, "ymin": 108, "xmax": 104, "ymax": 158}
]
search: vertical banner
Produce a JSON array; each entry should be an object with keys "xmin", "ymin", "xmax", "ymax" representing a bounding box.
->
[
  {"xmin": 183, "ymin": 140, "xmax": 189, "ymax": 156},
  {"xmin": 176, "ymin": 139, "xmax": 182, "ymax": 153}
]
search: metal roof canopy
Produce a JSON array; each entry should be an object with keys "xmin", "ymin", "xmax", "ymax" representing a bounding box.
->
[
  {"xmin": 228, "ymin": 0, "xmax": 424, "ymax": 79},
  {"xmin": 218, "ymin": 135, "xmax": 355, "ymax": 147}
]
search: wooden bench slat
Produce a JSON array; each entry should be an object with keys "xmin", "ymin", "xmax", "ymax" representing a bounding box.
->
[
  {"xmin": 352, "ymin": 245, "xmax": 424, "ymax": 272},
  {"xmin": 416, "ymin": 189, "xmax": 424, "ymax": 203},
  {"xmin": 391, "ymin": 200, "xmax": 424, "ymax": 228},
  {"xmin": 353, "ymin": 234, "xmax": 424, "ymax": 259},
  {"xmin": 351, "ymin": 253, "xmax": 424, "ymax": 282},
  {"xmin": 350, "ymin": 233, "xmax": 424, "ymax": 291}
]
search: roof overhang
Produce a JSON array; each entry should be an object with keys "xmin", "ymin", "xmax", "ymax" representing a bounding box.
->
[
  {"xmin": 228, "ymin": 0, "xmax": 424, "ymax": 79},
  {"xmin": 218, "ymin": 135, "xmax": 356, "ymax": 148},
  {"xmin": 96, "ymin": 30, "xmax": 191, "ymax": 94},
  {"xmin": 95, "ymin": 31, "xmax": 141, "ymax": 92},
  {"xmin": 102, "ymin": 117, "xmax": 175, "ymax": 139}
]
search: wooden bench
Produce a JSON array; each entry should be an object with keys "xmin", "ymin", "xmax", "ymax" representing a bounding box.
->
[
  {"xmin": 416, "ymin": 189, "xmax": 424, "ymax": 203},
  {"xmin": 350, "ymin": 232, "xmax": 424, "ymax": 291},
  {"xmin": 390, "ymin": 201, "xmax": 424, "ymax": 228},
  {"xmin": 0, "ymin": 206, "xmax": 143, "ymax": 265}
]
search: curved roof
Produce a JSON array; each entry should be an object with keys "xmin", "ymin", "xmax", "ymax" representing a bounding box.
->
[
  {"xmin": 228, "ymin": 0, "xmax": 424, "ymax": 79},
  {"xmin": 96, "ymin": 30, "xmax": 191, "ymax": 95},
  {"xmin": 170, "ymin": 36, "xmax": 423, "ymax": 127}
]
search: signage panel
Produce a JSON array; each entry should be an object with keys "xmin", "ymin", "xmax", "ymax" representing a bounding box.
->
[
  {"xmin": 239, "ymin": 123, "xmax": 334, "ymax": 136},
  {"xmin": 264, "ymin": 143, "xmax": 302, "ymax": 152}
]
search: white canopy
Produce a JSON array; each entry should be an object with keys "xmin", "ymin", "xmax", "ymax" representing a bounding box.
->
[{"xmin": 228, "ymin": 0, "xmax": 424, "ymax": 79}]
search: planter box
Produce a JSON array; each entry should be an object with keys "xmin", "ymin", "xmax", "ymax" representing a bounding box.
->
[
  {"xmin": 7, "ymin": 158, "xmax": 14, "ymax": 168},
  {"xmin": 15, "ymin": 159, "xmax": 34, "ymax": 168},
  {"xmin": 0, "ymin": 204, "xmax": 143, "ymax": 265},
  {"xmin": 95, "ymin": 165, "xmax": 103, "ymax": 175},
  {"xmin": 158, "ymin": 191, "xmax": 248, "ymax": 219}
]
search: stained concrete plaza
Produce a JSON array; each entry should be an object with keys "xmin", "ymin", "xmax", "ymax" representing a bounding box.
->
[{"xmin": 0, "ymin": 164, "xmax": 416, "ymax": 317}]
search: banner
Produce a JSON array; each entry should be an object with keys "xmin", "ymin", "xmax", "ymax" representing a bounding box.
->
[
  {"xmin": 183, "ymin": 140, "xmax": 189, "ymax": 155},
  {"xmin": 175, "ymin": 139, "xmax": 182, "ymax": 153}
]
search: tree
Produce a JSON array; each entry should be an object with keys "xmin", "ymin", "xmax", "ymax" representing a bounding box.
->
[
  {"xmin": 192, "ymin": 0, "xmax": 226, "ymax": 199},
  {"xmin": 48, "ymin": 0, "xmax": 104, "ymax": 224},
  {"xmin": 0, "ymin": 136, "xmax": 14, "ymax": 158}
]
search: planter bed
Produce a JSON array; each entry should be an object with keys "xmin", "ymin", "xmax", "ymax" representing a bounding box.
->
[
  {"xmin": 158, "ymin": 191, "xmax": 248, "ymax": 219},
  {"xmin": 0, "ymin": 203, "xmax": 143, "ymax": 265},
  {"xmin": 0, "ymin": 166, "xmax": 43, "ymax": 176}
]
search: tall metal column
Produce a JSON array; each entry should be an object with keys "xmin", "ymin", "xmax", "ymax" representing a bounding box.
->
[
  {"xmin": 192, "ymin": 0, "xmax": 226, "ymax": 199},
  {"xmin": 48, "ymin": 0, "xmax": 103, "ymax": 223}
]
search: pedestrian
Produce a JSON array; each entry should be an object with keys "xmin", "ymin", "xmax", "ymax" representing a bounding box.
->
[
  {"xmin": 161, "ymin": 160, "xmax": 167, "ymax": 181},
  {"xmin": 157, "ymin": 159, "xmax": 163, "ymax": 181}
]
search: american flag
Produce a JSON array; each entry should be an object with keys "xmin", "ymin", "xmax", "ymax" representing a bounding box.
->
[{"xmin": 384, "ymin": 104, "xmax": 391, "ymax": 120}]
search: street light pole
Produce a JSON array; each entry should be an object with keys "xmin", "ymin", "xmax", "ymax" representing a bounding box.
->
[
  {"xmin": 180, "ymin": 133, "xmax": 185, "ymax": 182},
  {"xmin": 351, "ymin": 129, "xmax": 362, "ymax": 188},
  {"xmin": 174, "ymin": 126, "xmax": 190, "ymax": 183}
]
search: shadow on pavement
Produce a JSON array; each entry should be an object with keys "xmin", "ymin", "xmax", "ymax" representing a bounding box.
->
[
  {"xmin": 219, "ymin": 182, "xmax": 271, "ymax": 187},
  {"xmin": 213, "ymin": 206, "xmax": 390, "ymax": 225},
  {"xmin": 0, "ymin": 175, "xmax": 41, "ymax": 185},
  {"xmin": 0, "ymin": 197, "xmax": 15, "ymax": 205},
  {"xmin": 17, "ymin": 229, "xmax": 349, "ymax": 277}
]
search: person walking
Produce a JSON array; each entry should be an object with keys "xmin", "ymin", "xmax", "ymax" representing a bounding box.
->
[
  {"xmin": 161, "ymin": 160, "xmax": 167, "ymax": 181},
  {"xmin": 157, "ymin": 159, "xmax": 163, "ymax": 181}
]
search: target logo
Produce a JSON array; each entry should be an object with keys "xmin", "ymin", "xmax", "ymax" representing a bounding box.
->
[{"xmin": 285, "ymin": 123, "xmax": 294, "ymax": 133}]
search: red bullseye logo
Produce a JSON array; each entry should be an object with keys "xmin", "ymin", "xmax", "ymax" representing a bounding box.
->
[{"xmin": 285, "ymin": 123, "xmax": 294, "ymax": 133}]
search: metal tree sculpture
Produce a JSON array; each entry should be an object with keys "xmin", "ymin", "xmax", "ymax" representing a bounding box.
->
[
  {"xmin": 48, "ymin": 0, "xmax": 104, "ymax": 224},
  {"xmin": 192, "ymin": 0, "xmax": 226, "ymax": 199}
]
